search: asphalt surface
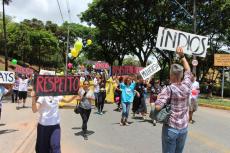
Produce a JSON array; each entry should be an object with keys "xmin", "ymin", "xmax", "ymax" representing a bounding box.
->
[
  {"xmin": 1, "ymin": 100, "xmax": 230, "ymax": 153},
  {"xmin": 60, "ymin": 104, "xmax": 230, "ymax": 153}
]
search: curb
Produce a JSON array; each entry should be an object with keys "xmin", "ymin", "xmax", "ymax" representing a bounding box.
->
[{"xmin": 199, "ymin": 103, "xmax": 230, "ymax": 111}]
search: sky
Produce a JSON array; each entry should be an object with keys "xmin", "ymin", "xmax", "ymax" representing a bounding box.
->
[{"xmin": 3, "ymin": 0, "xmax": 93, "ymax": 25}]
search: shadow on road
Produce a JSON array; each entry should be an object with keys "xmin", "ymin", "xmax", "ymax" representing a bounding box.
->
[
  {"xmin": 112, "ymin": 121, "xmax": 134, "ymax": 125},
  {"xmin": 72, "ymin": 127, "xmax": 82, "ymax": 130},
  {"xmin": 138, "ymin": 119, "xmax": 154, "ymax": 124},
  {"xmin": 74, "ymin": 130, "xmax": 95, "ymax": 137},
  {"xmin": 0, "ymin": 123, "xmax": 6, "ymax": 126},
  {"xmin": 0, "ymin": 129, "xmax": 18, "ymax": 135},
  {"xmin": 132, "ymin": 116, "xmax": 144, "ymax": 120}
]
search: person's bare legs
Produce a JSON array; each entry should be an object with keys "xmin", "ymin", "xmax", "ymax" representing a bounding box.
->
[{"xmin": 23, "ymin": 99, "xmax": 26, "ymax": 107}]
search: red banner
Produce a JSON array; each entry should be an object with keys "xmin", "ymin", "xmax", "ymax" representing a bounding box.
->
[
  {"xmin": 112, "ymin": 66, "xmax": 143, "ymax": 75},
  {"xmin": 15, "ymin": 66, "xmax": 34, "ymax": 75},
  {"xmin": 95, "ymin": 62, "xmax": 110, "ymax": 69}
]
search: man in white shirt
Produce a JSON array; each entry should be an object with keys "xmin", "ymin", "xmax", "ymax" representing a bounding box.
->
[
  {"xmin": 18, "ymin": 75, "xmax": 30, "ymax": 109},
  {"xmin": 189, "ymin": 73, "xmax": 200, "ymax": 124}
]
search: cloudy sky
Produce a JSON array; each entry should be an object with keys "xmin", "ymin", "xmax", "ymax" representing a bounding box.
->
[{"xmin": 3, "ymin": 0, "xmax": 93, "ymax": 25}]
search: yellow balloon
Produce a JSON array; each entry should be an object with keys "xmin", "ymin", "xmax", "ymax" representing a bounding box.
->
[
  {"xmin": 87, "ymin": 39, "xmax": 92, "ymax": 45},
  {"xmin": 71, "ymin": 48, "xmax": 79, "ymax": 57},
  {"xmin": 74, "ymin": 41, "xmax": 83, "ymax": 51}
]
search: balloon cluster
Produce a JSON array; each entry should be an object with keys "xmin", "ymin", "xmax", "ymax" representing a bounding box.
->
[{"xmin": 68, "ymin": 39, "xmax": 92, "ymax": 69}]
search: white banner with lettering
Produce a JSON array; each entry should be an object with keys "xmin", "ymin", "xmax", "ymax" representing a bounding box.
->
[
  {"xmin": 156, "ymin": 26, "xmax": 208, "ymax": 57},
  {"xmin": 140, "ymin": 60, "xmax": 161, "ymax": 80},
  {"xmin": 0, "ymin": 71, "xmax": 15, "ymax": 84}
]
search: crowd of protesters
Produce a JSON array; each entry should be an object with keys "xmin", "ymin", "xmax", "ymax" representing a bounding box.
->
[{"xmin": 0, "ymin": 47, "xmax": 203, "ymax": 153}]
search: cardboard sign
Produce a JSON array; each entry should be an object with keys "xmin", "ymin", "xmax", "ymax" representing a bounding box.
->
[
  {"xmin": 156, "ymin": 27, "xmax": 209, "ymax": 57},
  {"xmin": 140, "ymin": 61, "xmax": 161, "ymax": 80},
  {"xmin": 214, "ymin": 54, "xmax": 230, "ymax": 67},
  {"xmin": 0, "ymin": 71, "xmax": 15, "ymax": 84},
  {"xmin": 112, "ymin": 66, "xmax": 143, "ymax": 75},
  {"xmin": 95, "ymin": 62, "xmax": 110, "ymax": 69},
  {"xmin": 34, "ymin": 75, "xmax": 80, "ymax": 96},
  {"xmin": 15, "ymin": 66, "xmax": 34, "ymax": 75}
]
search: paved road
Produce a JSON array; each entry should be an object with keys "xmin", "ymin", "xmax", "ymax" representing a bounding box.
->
[
  {"xmin": 0, "ymin": 100, "xmax": 37, "ymax": 153},
  {"xmin": 60, "ymin": 104, "xmax": 230, "ymax": 153},
  {"xmin": 1, "ymin": 100, "xmax": 230, "ymax": 153}
]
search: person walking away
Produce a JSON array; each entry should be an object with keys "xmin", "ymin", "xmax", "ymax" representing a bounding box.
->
[
  {"xmin": 189, "ymin": 73, "xmax": 200, "ymax": 124},
  {"xmin": 155, "ymin": 47, "xmax": 192, "ymax": 153},
  {"xmin": 97, "ymin": 75, "xmax": 106, "ymax": 115},
  {"xmin": 18, "ymin": 75, "xmax": 31, "ymax": 109},
  {"xmin": 78, "ymin": 80, "xmax": 95, "ymax": 140},
  {"xmin": 12, "ymin": 74, "xmax": 19, "ymax": 103},
  {"xmin": 120, "ymin": 76, "xmax": 136, "ymax": 126}
]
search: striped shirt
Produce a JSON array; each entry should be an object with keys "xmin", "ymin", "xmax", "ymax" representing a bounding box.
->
[{"xmin": 155, "ymin": 71, "xmax": 192, "ymax": 129}]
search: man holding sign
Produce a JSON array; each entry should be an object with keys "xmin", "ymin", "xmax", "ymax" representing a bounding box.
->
[
  {"xmin": 155, "ymin": 47, "xmax": 192, "ymax": 153},
  {"xmin": 0, "ymin": 71, "xmax": 14, "ymax": 120}
]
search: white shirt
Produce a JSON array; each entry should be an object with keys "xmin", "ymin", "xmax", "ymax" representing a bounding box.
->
[
  {"xmin": 0, "ymin": 86, "xmax": 8, "ymax": 109},
  {"xmin": 37, "ymin": 96, "xmax": 63, "ymax": 126},
  {"xmin": 191, "ymin": 81, "xmax": 200, "ymax": 98},
  {"xmin": 94, "ymin": 78, "xmax": 100, "ymax": 93},
  {"xmin": 18, "ymin": 78, "xmax": 29, "ymax": 91},
  {"xmin": 13, "ymin": 79, "xmax": 19, "ymax": 90},
  {"xmin": 80, "ymin": 76, "xmax": 85, "ymax": 82},
  {"xmin": 78, "ymin": 88, "xmax": 94, "ymax": 110}
]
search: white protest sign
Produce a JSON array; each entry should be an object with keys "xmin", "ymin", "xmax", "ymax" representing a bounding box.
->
[
  {"xmin": 39, "ymin": 69, "xmax": 56, "ymax": 75},
  {"xmin": 156, "ymin": 26, "xmax": 208, "ymax": 57},
  {"xmin": 0, "ymin": 71, "xmax": 15, "ymax": 84},
  {"xmin": 140, "ymin": 61, "xmax": 161, "ymax": 80}
]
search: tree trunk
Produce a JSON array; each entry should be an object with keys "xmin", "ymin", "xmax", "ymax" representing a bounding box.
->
[
  {"xmin": 118, "ymin": 57, "xmax": 123, "ymax": 66},
  {"xmin": 2, "ymin": 0, "xmax": 8, "ymax": 70}
]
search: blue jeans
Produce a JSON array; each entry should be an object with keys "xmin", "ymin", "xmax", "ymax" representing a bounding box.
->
[
  {"xmin": 121, "ymin": 102, "xmax": 131, "ymax": 119},
  {"xmin": 162, "ymin": 124, "xmax": 188, "ymax": 153}
]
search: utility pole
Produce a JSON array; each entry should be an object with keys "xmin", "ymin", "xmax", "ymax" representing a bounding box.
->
[
  {"xmin": 2, "ymin": 0, "xmax": 8, "ymax": 71},
  {"xmin": 192, "ymin": 0, "xmax": 197, "ymax": 75},
  {"xmin": 221, "ymin": 68, "xmax": 225, "ymax": 98},
  {"xmin": 65, "ymin": 24, "xmax": 70, "ymax": 75}
]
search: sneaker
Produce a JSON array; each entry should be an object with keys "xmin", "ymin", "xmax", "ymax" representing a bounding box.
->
[
  {"xmin": 152, "ymin": 120, "xmax": 156, "ymax": 126},
  {"xmin": 120, "ymin": 122, "xmax": 124, "ymax": 126},
  {"xmin": 124, "ymin": 122, "xmax": 130, "ymax": 126},
  {"xmin": 100, "ymin": 112, "xmax": 103, "ymax": 115}
]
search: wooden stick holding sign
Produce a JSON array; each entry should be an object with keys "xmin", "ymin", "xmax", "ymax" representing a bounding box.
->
[
  {"xmin": 34, "ymin": 75, "xmax": 80, "ymax": 96},
  {"xmin": 156, "ymin": 26, "xmax": 209, "ymax": 57},
  {"xmin": 0, "ymin": 71, "xmax": 15, "ymax": 84},
  {"xmin": 140, "ymin": 61, "xmax": 161, "ymax": 80}
]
